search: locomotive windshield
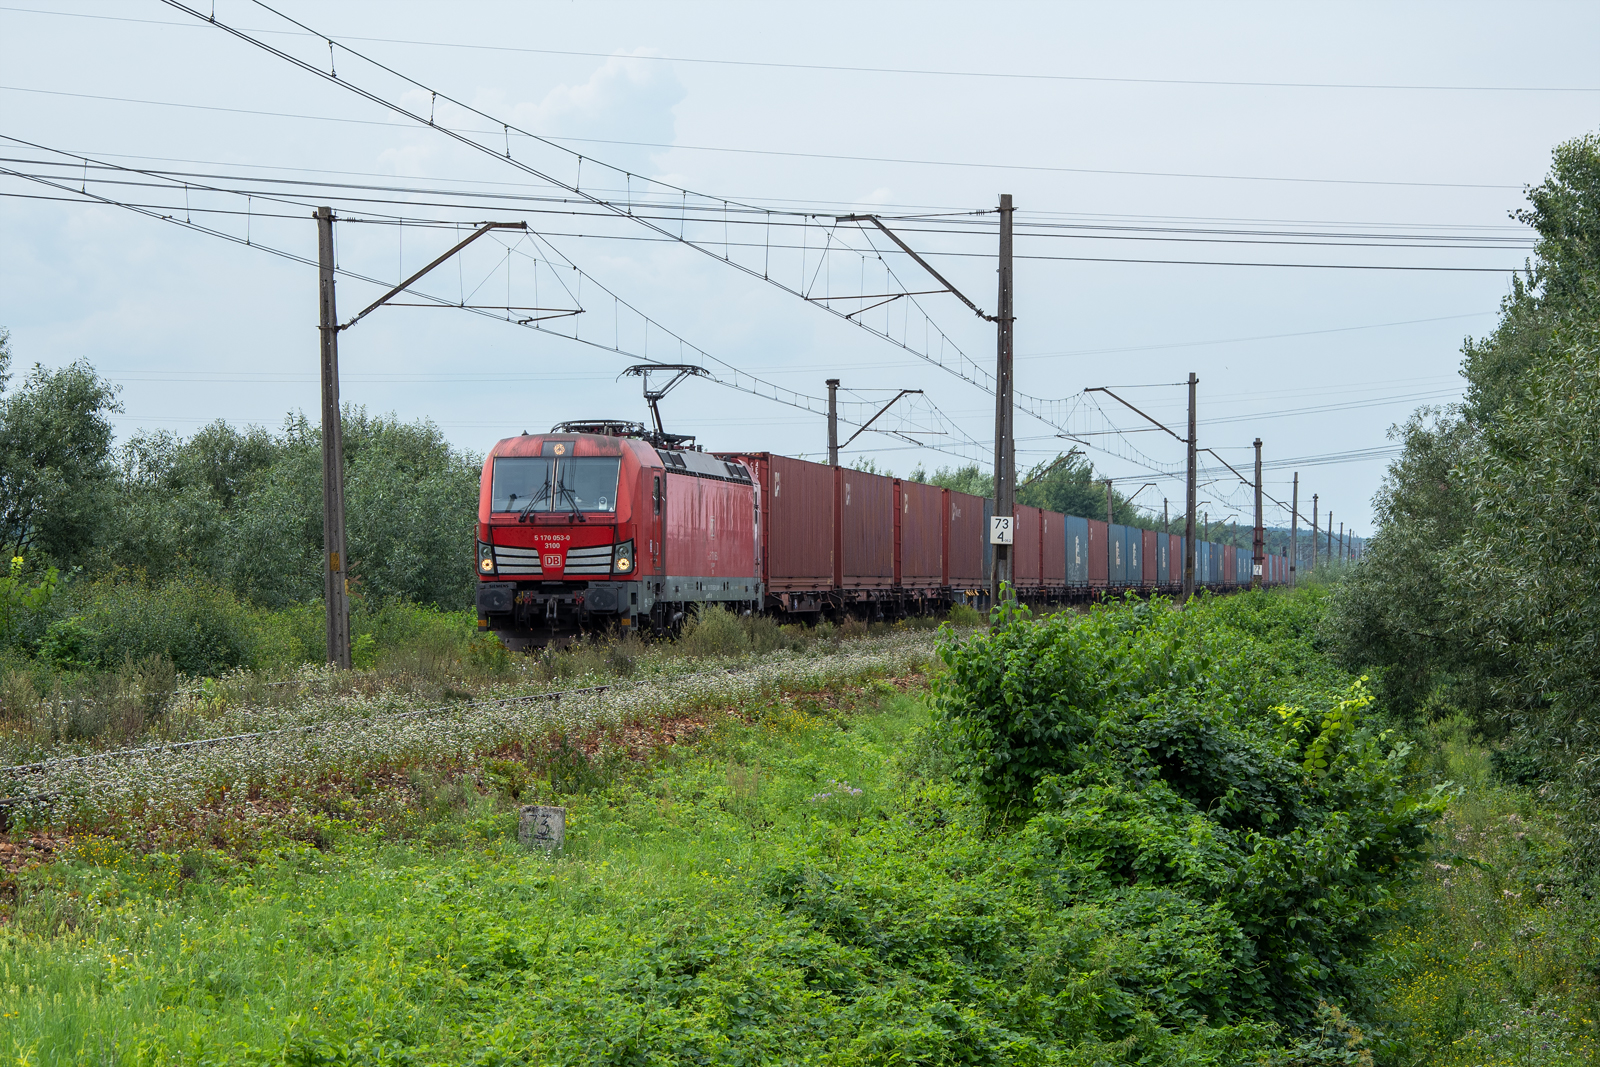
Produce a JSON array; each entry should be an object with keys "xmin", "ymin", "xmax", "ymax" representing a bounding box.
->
[{"xmin": 491, "ymin": 457, "xmax": 620, "ymax": 513}]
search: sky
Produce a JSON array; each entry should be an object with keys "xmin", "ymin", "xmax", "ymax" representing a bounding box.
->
[{"xmin": 3, "ymin": 0, "xmax": 1598, "ymax": 536}]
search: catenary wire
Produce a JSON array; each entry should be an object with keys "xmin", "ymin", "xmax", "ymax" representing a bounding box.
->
[
  {"xmin": 0, "ymin": 153, "xmax": 989, "ymax": 465},
  {"xmin": 0, "ymin": 81, "xmax": 1535, "ymax": 193},
  {"xmin": 5, "ymin": 6, "xmax": 1595, "ymax": 94}
]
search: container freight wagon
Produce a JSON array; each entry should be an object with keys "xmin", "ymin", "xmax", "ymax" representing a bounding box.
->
[
  {"xmin": 946, "ymin": 490, "xmax": 987, "ymax": 592},
  {"xmin": 1042, "ymin": 510, "xmax": 1067, "ymax": 592},
  {"xmin": 1013, "ymin": 504, "xmax": 1043, "ymax": 590},
  {"xmin": 1124, "ymin": 526, "xmax": 1143, "ymax": 586},
  {"xmin": 1088, "ymin": 519, "xmax": 1109, "ymax": 587},
  {"xmin": 720, "ymin": 453, "xmax": 829, "ymax": 614},
  {"xmin": 1065, "ymin": 516, "xmax": 1089, "ymax": 588},
  {"xmin": 897, "ymin": 478, "xmax": 944, "ymax": 593},
  {"xmin": 838, "ymin": 467, "xmax": 895, "ymax": 594}
]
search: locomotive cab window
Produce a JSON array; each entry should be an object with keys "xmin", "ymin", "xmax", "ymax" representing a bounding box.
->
[
  {"xmin": 653, "ymin": 475, "xmax": 661, "ymax": 515},
  {"xmin": 491, "ymin": 456, "xmax": 621, "ymax": 513},
  {"xmin": 491, "ymin": 457, "xmax": 552, "ymax": 512}
]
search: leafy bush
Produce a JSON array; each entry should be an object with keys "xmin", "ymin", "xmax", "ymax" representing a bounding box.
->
[
  {"xmin": 48, "ymin": 576, "xmax": 259, "ymax": 676},
  {"xmin": 946, "ymin": 601, "xmax": 983, "ymax": 627},
  {"xmin": 934, "ymin": 591, "xmax": 1442, "ymax": 1026},
  {"xmin": 676, "ymin": 604, "xmax": 751, "ymax": 657},
  {"xmin": 0, "ymin": 557, "xmax": 56, "ymax": 647}
]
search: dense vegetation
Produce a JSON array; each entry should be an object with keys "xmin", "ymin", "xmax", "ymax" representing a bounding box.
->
[
  {"xmin": 0, "ymin": 332, "xmax": 480, "ymax": 617},
  {"xmin": 0, "ymin": 589, "xmax": 1456, "ymax": 1064},
  {"xmin": 0, "ymin": 329, "xmax": 481, "ymax": 675},
  {"xmin": 1325, "ymin": 132, "xmax": 1600, "ymax": 861}
]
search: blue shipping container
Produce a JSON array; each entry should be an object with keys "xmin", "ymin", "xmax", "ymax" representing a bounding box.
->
[
  {"xmin": 1157, "ymin": 533, "xmax": 1170, "ymax": 584},
  {"xmin": 1125, "ymin": 526, "xmax": 1142, "ymax": 586},
  {"xmin": 1065, "ymin": 515, "xmax": 1089, "ymax": 587},
  {"xmin": 1108, "ymin": 523, "xmax": 1127, "ymax": 585}
]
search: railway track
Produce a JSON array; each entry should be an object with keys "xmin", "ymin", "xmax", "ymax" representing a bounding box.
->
[{"xmin": 0, "ymin": 635, "xmax": 939, "ymax": 821}]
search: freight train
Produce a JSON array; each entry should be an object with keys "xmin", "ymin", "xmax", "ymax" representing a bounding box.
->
[{"xmin": 474, "ymin": 422, "xmax": 1290, "ymax": 647}]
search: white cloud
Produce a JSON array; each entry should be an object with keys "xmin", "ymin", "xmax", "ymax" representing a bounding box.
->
[{"xmin": 503, "ymin": 51, "xmax": 685, "ymax": 176}]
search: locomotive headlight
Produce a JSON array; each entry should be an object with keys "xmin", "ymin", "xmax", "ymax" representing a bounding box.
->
[
  {"xmin": 611, "ymin": 539, "xmax": 635, "ymax": 574},
  {"xmin": 477, "ymin": 541, "xmax": 496, "ymax": 574}
]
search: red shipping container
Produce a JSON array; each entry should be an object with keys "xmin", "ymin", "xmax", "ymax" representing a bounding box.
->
[
  {"xmin": 718, "ymin": 453, "xmax": 833, "ymax": 593},
  {"xmin": 945, "ymin": 490, "xmax": 986, "ymax": 588},
  {"xmin": 898, "ymin": 479, "xmax": 944, "ymax": 591},
  {"xmin": 1142, "ymin": 530, "xmax": 1159, "ymax": 587},
  {"xmin": 1042, "ymin": 510, "xmax": 1066, "ymax": 587},
  {"xmin": 839, "ymin": 467, "xmax": 895, "ymax": 587},
  {"xmin": 1224, "ymin": 545, "xmax": 1236, "ymax": 585},
  {"xmin": 1087, "ymin": 518, "xmax": 1109, "ymax": 587},
  {"xmin": 1013, "ymin": 504, "xmax": 1042, "ymax": 588},
  {"xmin": 1169, "ymin": 534, "xmax": 1182, "ymax": 585}
]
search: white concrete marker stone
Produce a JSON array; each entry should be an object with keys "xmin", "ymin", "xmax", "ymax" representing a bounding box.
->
[{"xmin": 519, "ymin": 805, "xmax": 566, "ymax": 851}]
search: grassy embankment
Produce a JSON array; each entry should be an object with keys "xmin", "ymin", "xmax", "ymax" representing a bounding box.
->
[
  {"xmin": 4, "ymin": 635, "xmax": 951, "ymax": 1063},
  {"xmin": 2, "ymin": 593, "xmax": 1599, "ymax": 1064},
  {"xmin": 1367, "ymin": 714, "xmax": 1600, "ymax": 1065}
]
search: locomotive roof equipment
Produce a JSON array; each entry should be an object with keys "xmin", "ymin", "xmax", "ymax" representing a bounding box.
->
[{"xmin": 619, "ymin": 364, "xmax": 711, "ymax": 451}]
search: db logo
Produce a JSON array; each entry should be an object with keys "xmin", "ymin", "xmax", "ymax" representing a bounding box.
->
[{"xmin": 543, "ymin": 554, "xmax": 563, "ymax": 568}]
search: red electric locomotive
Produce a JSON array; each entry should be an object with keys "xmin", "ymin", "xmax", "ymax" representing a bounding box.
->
[{"xmin": 473, "ymin": 420, "xmax": 760, "ymax": 647}]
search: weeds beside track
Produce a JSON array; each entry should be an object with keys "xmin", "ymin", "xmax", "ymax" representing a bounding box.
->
[{"xmin": 0, "ymin": 631, "xmax": 941, "ymax": 834}]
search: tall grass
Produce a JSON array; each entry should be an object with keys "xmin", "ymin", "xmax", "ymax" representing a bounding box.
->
[
  {"xmin": 1368, "ymin": 715, "xmax": 1600, "ymax": 1064},
  {"xmin": 0, "ymin": 690, "xmax": 933, "ymax": 1063}
]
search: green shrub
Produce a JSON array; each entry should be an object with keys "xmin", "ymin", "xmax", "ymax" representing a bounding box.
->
[
  {"xmin": 677, "ymin": 605, "xmax": 750, "ymax": 657},
  {"xmin": 946, "ymin": 601, "xmax": 983, "ymax": 627},
  {"xmin": 38, "ymin": 617, "xmax": 94, "ymax": 672},
  {"xmin": 741, "ymin": 613, "xmax": 808, "ymax": 654},
  {"xmin": 466, "ymin": 630, "xmax": 513, "ymax": 675},
  {"xmin": 0, "ymin": 558, "xmax": 57, "ymax": 649},
  {"xmin": 350, "ymin": 632, "xmax": 379, "ymax": 669},
  {"xmin": 934, "ymin": 590, "xmax": 1444, "ymax": 1026},
  {"xmin": 42, "ymin": 576, "xmax": 260, "ymax": 676},
  {"xmin": 603, "ymin": 633, "xmax": 641, "ymax": 676},
  {"xmin": 251, "ymin": 601, "xmax": 320, "ymax": 668}
]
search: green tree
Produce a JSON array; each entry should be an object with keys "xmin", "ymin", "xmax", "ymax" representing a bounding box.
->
[
  {"xmin": 0, "ymin": 334, "xmax": 122, "ymax": 566},
  {"xmin": 1327, "ymin": 133, "xmax": 1600, "ymax": 841},
  {"xmin": 913, "ymin": 462, "xmax": 992, "ymax": 497},
  {"xmin": 1016, "ymin": 452, "xmax": 1158, "ymax": 527},
  {"xmin": 100, "ymin": 407, "xmax": 481, "ymax": 610},
  {"xmin": 906, "ymin": 454, "xmax": 1164, "ymax": 527}
]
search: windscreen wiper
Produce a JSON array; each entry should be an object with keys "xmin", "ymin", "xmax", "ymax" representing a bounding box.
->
[
  {"xmin": 554, "ymin": 470, "xmax": 586, "ymax": 523},
  {"xmin": 516, "ymin": 478, "xmax": 552, "ymax": 523}
]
